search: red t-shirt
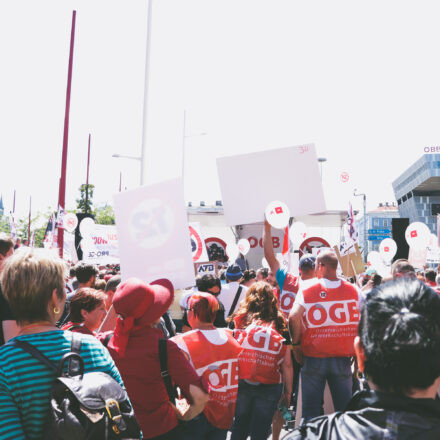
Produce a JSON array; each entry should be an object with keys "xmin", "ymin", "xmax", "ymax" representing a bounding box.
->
[
  {"xmin": 101, "ymin": 327, "xmax": 208, "ymax": 439},
  {"xmin": 61, "ymin": 322, "xmax": 94, "ymax": 336}
]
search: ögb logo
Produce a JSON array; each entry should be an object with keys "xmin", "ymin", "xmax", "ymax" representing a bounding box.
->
[
  {"xmin": 197, "ymin": 359, "xmax": 239, "ymax": 393},
  {"xmin": 129, "ymin": 198, "xmax": 174, "ymax": 249},
  {"xmin": 305, "ymin": 300, "xmax": 359, "ymax": 328},
  {"xmin": 384, "ymin": 246, "xmax": 390, "ymax": 252},
  {"xmin": 279, "ymin": 291, "xmax": 296, "ymax": 314},
  {"xmin": 410, "ymin": 230, "xmax": 417, "ymax": 238},
  {"xmin": 240, "ymin": 325, "xmax": 284, "ymax": 355},
  {"xmin": 319, "ymin": 291, "xmax": 327, "ymax": 299}
]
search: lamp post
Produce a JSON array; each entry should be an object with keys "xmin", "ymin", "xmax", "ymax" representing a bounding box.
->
[
  {"xmin": 317, "ymin": 157, "xmax": 327, "ymax": 181},
  {"xmin": 112, "ymin": 154, "xmax": 142, "ymax": 186},
  {"xmin": 354, "ymin": 188, "xmax": 367, "ymax": 261},
  {"xmin": 181, "ymin": 109, "xmax": 207, "ymax": 181}
]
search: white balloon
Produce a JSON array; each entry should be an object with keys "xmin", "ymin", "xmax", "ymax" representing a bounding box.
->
[
  {"xmin": 265, "ymin": 201, "xmax": 290, "ymax": 229},
  {"xmin": 367, "ymin": 251, "xmax": 382, "ymax": 268},
  {"xmin": 64, "ymin": 213, "xmax": 78, "ymax": 233},
  {"xmin": 289, "ymin": 221, "xmax": 308, "ymax": 246},
  {"xmin": 226, "ymin": 243, "xmax": 239, "ymax": 262},
  {"xmin": 262, "ymin": 257, "xmax": 270, "ymax": 269},
  {"xmin": 237, "ymin": 239, "xmax": 250, "ymax": 256},
  {"xmin": 79, "ymin": 217, "xmax": 96, "ymax": 237},
  {"xmin": 405, "ymin": 222, "xmax": 430, "ymax": 249},
  {"xmin": 379, "ymin": 238, "xmax": 397, "ymax": 262}
]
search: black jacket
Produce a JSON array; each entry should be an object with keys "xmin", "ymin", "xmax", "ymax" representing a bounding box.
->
[{"xmin": 286, "ymin": 390, "xmax": 440, "ymax": 440}]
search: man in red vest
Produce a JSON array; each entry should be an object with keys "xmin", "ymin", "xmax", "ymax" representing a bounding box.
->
[
  {"xmin": 289, "ymin": 250, "xmax": 360, "ymax": 421},
  {"xmin": 172, "ymin": 292, "xmax": 243, "ymax": 440}
]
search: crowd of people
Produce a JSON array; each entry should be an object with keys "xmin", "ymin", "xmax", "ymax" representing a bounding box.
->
[{"xmin": 0, "ymin": 223, "xmax": 440, "ymax": 440}]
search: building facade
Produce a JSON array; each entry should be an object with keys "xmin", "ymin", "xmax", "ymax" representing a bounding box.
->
[
  {"xmin": 357, "ymin": 203, "xmax": 400, "ymax": 253},
  {"xmin": 392, "ymin": 154, "xmax": 440, "ymax": 234}
]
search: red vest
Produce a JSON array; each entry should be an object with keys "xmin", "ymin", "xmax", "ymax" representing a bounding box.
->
[
  {"xmin": 276, "ymin": 273, "xmax": 299, "ymax": 317},
  {"xmin": 173, "ymin": 329, "xmax": 242, "ymax": 429},
  {"xmin": 235, "ymin": 321, "xmax": 286, "ymax": 384},
  {"xmin": 301, "ymin": 280, "xmax": 359, "ymax": 358}
]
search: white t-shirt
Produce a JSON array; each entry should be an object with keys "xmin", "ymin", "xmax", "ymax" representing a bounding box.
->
[
  {"xmin": 217, "ymin": 282, "xmax": 248, "ymax": 316},
  {"xmin": 295, "ymin": 278, "xmax": 361, "ymax": 307}
]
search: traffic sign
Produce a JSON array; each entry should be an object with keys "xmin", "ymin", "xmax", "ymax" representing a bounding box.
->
[
  {"xmin": 299, "ymin": 236, "xmax": 331, "ymax": 257},
  {"xmin": 368, "ymin": 229, "xmax": 391, "ymax": 235},
  {"xmin": 368, "ymin": 235, "xmax": 391, "ymax": 241}
]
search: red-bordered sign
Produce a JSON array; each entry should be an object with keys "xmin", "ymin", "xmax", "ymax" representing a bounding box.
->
[
  {"xmin": 299, "ymin": 236, "xmax": 331, "ymax": 258},
  {"xmin": 205, "ymin": 237, "xmax": 228, "ymax": 261},
  {"xmin": 189, "ymin": 225, "xmax": 203, "ymax": 262}
]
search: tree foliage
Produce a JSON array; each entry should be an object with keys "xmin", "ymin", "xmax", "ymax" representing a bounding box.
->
[
  {"xmin": 76, "ymin": 184, "xmax": 95, "ymax": 214},
  {"xmin": 94, "ymin": 205, "xmax": 115, "ymax": 225}
]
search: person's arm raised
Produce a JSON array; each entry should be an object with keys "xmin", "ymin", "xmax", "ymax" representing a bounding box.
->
[{"xmin": 263, "ymin": 220, "xmax": 280, "ymax": 274}]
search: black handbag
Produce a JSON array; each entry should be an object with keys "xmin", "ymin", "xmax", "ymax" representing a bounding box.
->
[{"xmin": 9, "ymin": 332, "xmax": 141, "ymax": 439}]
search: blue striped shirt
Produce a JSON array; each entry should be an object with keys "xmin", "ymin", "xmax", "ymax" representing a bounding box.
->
[{"xmin": 0, "ymin": 330, "xmax": 124, "ymax": 440}]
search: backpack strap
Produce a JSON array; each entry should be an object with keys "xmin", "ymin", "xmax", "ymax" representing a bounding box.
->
[
  {"xmin": 7, "ymin": 340, "xmax": 57, "ymax": 373},
  {"xmin": 67, "ymin": 332, "xmax": 82, "ymax": 376},
  {"xmin": 158, "ymin": 338, "xmax": 176, "ymax": 402},
  {"xmin": 228, "ymin": 285, "xmax": 243, "ymax": 317}
]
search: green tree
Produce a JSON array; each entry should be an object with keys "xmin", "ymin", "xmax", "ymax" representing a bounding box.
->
[
  {"xmin": 94, "ymin": 205, "xmax": 115, "ymax": 225},
  {"xmin": 76, "ymin": 184, "xmax": 95, "ymax": 214}
]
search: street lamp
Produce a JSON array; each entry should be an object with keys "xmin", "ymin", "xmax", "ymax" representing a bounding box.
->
[
  {"xmin": 354, "ymin": 188, "xmax": 367, "ymax": 261},
  {"xmin": 112, "ymin": 154, "xmax": 142, "ymax": 186},
  {"xmin": 181, "ymin": 109, "xmax": 207, "ymax": 179},
  {"xmin": 317, "ymin": 157, "xmax": 327, "ymax": 181}
]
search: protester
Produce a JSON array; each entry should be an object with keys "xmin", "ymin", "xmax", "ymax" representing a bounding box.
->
[
  {"xmin": 105, "ymin": 274, "xmax": 121, "ymax": 310},
  {"xmin": 182, "ymin": 274, "xmax": 227, "ymax": 332},
  {"xmin": 240, "ymin": 269, "xmax": 257, "ymax": 287},
  {"xmin": 256, "ymin": 267, "xmax": 269, "ymax": 282},
  {"xmin": 94, "ymin": 278, "xmax": 106, "ymax": 291},
  {"xmin": 0, "ymin": 248, "xmax": 127, "ymax": 439},
  {"xmin": 0, "ymin": 233, "xmax": 18, "ymax": 345},
  {"xmin": 217, "ymin": 264, "xmax": 248, "ymax": 319},
  {"xmin": 230, "ymin": 281, "xmax": 292, "ymax": 440},
  {"xmin": 391, "ymin": 259, "xmax": 416, "ymax": 279},
  {"xmin": 172, "ymin": 292, "xmax": 243, "ymax": 440},
  {"xmin": 286, "ymin": 278, "xmax": 440, "ymax": 439},
  {"xmin": 425, "ymin": 269, "xmax": 438, "ymax": 289},
  {"xmin": 263, "ymin": 221, "xmax": 299, "ymax": 317},
  {"xmin": 289, "ymin": 250, "xmax": 360, "ymax": 421},
  {"xmin": 102, "ymin": 277, "xmax": 209, "ymax": 439},
  {"xmin": 73, "ymin": 261, "xmax": 98, "ymax": 293},
  {"xmin": 61, "ymin": 288, "xmax": 107, "ymax": 335}
]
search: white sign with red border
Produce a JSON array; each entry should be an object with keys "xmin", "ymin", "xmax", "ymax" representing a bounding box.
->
[{"xmin": 189, "ymin": 222, "xmax": 209, "ymax": 263}]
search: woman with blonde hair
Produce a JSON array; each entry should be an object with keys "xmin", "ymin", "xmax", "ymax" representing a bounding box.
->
[{"xmin": 230, "ymin": 281, "xmax": 293, "ymax": 440}]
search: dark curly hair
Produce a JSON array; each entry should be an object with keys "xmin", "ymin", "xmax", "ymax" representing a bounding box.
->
[
  {"xmin": 230, "ymin": 281, "xmax": 287, "ymax": 334},
  {"xmin": 359, "ymin": 278, "xmax": 440, "ymax": 394}
]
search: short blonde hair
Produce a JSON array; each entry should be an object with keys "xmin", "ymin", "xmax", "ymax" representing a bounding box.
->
[{"xmin": 0, "ymin": 248, "xmax": 67, "ymax": 325}]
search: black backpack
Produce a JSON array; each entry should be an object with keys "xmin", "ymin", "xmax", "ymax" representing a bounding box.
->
[{"xmin": 9, "ymin": 332, "xmax": 141, "ymax": 440}]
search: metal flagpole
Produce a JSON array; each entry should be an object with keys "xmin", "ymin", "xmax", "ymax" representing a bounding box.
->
[
  {"xmin": 28, "ymin": 196, "xmax": 31, "ymax": 242},
  {"xmin": 57, "ymin": 10, "xmax": 76, "ymax": 257},
  {"xmin": 85, "ymin": 133, "xmax": 91, "ymax": 214}
]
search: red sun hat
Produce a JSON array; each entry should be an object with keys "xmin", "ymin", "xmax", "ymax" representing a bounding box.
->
[{"xmin": 110, "ymin": 277, "xmax": 174, "ymax": 356}]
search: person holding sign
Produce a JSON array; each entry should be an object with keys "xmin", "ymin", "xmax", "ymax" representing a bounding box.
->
[
  {"xmin": 172, "ymin": 293, "xmax": 243, "ymax": 440},
  {"xmin": 289, "ymin": 251, "xmax": 360, "ymax": 422}
]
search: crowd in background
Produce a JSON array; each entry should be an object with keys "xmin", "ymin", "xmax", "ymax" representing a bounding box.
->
[{"xmin": 0, "ymin": 226, "xmax": 440, "ymax": 440}]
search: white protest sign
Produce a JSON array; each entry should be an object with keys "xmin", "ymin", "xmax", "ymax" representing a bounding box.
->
[
  {"xmin": 237, "ymin": 238, "xmax": 251, "ymax": 256},
  {"xmin": 189, "ymin": 222, "xmax": 209, "ymax": 263},
  {"xmin": 81, "ymin": 225, "xmax": 119, "ymax": 264},
  {"xmin": 217, "ymin": 143, "xmax": 326, "ymax": 226},
  {"xmin": 64, "ymin": 213, "xmax": 78, "ymax": 233},
  {"xmin": 113, "ymin": 178, "xmax": 195, "ymax": 289},
  {"xmin": 405, "ymin": 222, "xmax": 430, "ymax": 249},
  {"xmin": 379, "ymin": 238, "xmax": 397, "ymax": 263}
]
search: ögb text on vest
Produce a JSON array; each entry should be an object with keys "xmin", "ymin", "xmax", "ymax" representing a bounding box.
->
[
  {"xmin": 279, "ymin": 290, "xmax": 296, "ymax": 315},
  {"xmin": 196, "ymin": 359, "xmax": 239, "ymax": 394},
  {"xmin": 305, "ymin": 299, "xmax": 359, "ymax": 328}
]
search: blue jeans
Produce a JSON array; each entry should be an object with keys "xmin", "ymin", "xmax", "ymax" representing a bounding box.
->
[
  {"xmin": 230, "ymin": 380, "xmax": 283, "ymax": 440},
  {"xmin": 301, "ymin": 356, "xmax": 353, "ymax": 422},
  {"xmin": 180, "ymin": 412, "xmax": 228, "ymax": 440}
]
